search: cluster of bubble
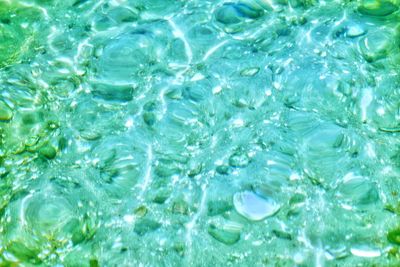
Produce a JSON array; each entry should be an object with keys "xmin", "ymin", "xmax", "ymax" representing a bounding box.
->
[{"xmin": 1, "ymin": 0, "xmax": 400, "ymax": 266}]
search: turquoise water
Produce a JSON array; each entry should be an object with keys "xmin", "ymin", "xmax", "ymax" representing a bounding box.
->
[{"xmin": 1, "ymin": 0, "xmax": 400, "ymax": 266}]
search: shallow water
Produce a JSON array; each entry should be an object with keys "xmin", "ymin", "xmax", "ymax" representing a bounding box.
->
[{"xmin": 1, "ymin": 0, "xmax": 400, "ymax": 266}]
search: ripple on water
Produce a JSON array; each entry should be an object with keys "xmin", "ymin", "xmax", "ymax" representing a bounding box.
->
[
  {"xmin": 2, "ymin": 178, "xmax": 98, "ymax": 263},
  {"xmin": 1, "ymin": 0, "xmax": 400, "ymax": 265},
  {"xmin": 359, "ymin": 29, "xmax": 396, "ymax": 62},
  {"xmin": 335, "ymin": 173, "xmax": 379, "ymax": 208}
]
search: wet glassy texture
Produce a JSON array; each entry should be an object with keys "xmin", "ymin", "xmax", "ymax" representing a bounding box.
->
[{"xmin": 1, "ymin": 0, "xmax": 400, "ymax": 266}]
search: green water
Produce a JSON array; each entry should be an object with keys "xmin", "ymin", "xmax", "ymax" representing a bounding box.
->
[{"xmin": 1, "ymin": 0, "xmax": 400, "ymax": 266}]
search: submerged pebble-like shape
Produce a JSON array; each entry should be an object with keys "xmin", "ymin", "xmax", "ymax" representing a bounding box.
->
[
  {"xmin": 233, "ymin": 190, "xmax": 280, "ymax": 221},
  {"xmin": 0, "ymin": 0, "xmax": 400, "ymax": 266},
  {"xmin": 358, "ymin": 0, "xmax": 398, "ymax": 16},
  {"xmin": 0, "ymin": 101, "xmax": 12, "ymax": 121}
]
